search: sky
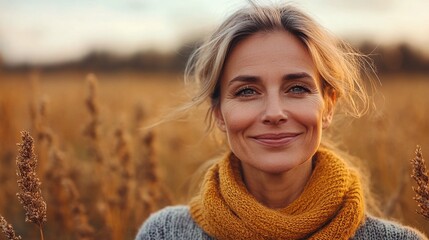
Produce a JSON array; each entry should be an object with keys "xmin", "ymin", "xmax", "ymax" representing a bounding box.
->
[{"xmin": 0, "ymin": 0, "xmax": 428, "ymax": 65}]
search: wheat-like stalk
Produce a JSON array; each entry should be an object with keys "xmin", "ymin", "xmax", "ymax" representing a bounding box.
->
[
  {"xmin": 16, "ymin": 131, "xmax": 47, "ymax": 240},
  {"xmin": 45, "ymin": 145, "xmax": 95, "ymax": 238},
  {"xmin": 135, "ymin": 130, "xmax": 172, "ymax": 215},
  {"xmin": 102, "ymin": 123, "xmax": 135, "ymax": 239},
  {"xmin": 114, "ymin": 125, "xmax": 133, "ymax": 211},
  {"xmin": 36, "ymin": 97, "xmax": 54, "ymax": 147},
  {"xmin": 45, "ymin": 147, "xmax": 72, "ymax": 231},
  {"xmin": 139, "ymin": 130, "xmax": 158, "ymax": 184},
  {"xmin": 72, "ymin": 203, "xmax": 95, "ymax": 240},
  {"xmin": 30, "ymin": 97, "xmax": 55, "ymax": 187},
  {"xmin": 0, "ymin": 215, "xmax": 22, "ymax": 240},
  {"xmin": 84, "ymin": 73, "xmax": 99, "ymax": 139},
  {"xmin": 64, "ymin": 179, "xmax": 95, "ymax": 240},
  {"xmin": 83, "ymin": 73, "xmax": 104, "ymax": 163},
  {"xmin": 132, "ymin": 130, "xmax": 158, "ymax": 228},
  {"xmin": 411, "ymin": 145, "xmax": 429, "ymax": 219},
  {"xmin": 133, "ymin": 103, "xmax": 146, "ymax": 130}
]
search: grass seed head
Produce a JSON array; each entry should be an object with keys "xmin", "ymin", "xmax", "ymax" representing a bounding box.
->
[
  {"xmin": 0, "ymin": 215, "xmax": 22, "ymax": 240},
  {"xmin": 16, "ymin": 131, "xmax": 47, "ymax": 226},
  {"xmin": 411, "ymin": 145, "xmax": 429, "ymax": 219}
]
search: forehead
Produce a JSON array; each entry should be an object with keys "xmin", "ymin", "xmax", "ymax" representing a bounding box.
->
[{"xmin": 222, "ymin": 30, "xmax": 317, "ymax": 83}]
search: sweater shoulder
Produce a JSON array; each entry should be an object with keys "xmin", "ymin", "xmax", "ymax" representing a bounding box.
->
[
  {"xmin": 135, "ymin": 205, "xmax": 212, "ymax": 240},
  {"xmin": 353, "ymin": 215, "xmax": 427, "ymax": 240}
]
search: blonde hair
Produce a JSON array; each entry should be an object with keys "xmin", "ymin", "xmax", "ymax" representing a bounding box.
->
[{"xmin": 184, "ymin": 2, "xmax": 376, "ymax": 130}]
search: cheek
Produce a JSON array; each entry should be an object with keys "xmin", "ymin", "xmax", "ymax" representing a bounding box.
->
[
  {"xmin": 290, "ymin": 98, "xmax": 325, "ymax": 127},
  {"xmin": 221, "ymin": 101, "xmax": 259, "ymax": 133}
]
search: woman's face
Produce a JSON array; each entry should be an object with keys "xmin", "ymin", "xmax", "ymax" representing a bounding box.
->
[{"xmin": 215, "ymin": 30, "xmax": 333, "ymax": 174}]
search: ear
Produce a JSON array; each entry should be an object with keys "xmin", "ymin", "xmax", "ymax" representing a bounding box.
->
[
  {"xmin": 213, "ymin": 106, "xmax": 226, "ymax": 132},
  {"xmin": 322, "ymin": 89, "xmax": 337, "ymax": 129},
  {"xmin": 322, "ymin": 111, "xmax": 333, "ymax": 129}
]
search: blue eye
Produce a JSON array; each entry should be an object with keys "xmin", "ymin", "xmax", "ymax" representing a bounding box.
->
[
  {"xmin": 289, "ymin": 85, "xmax": 310, "ymax": 94},
  {"xmin": 235, "ymin": 87, "xmax": 257, "ymax": 97}
]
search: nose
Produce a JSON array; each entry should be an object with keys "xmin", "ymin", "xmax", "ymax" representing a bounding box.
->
[{"xmin": 262, "ymin": 95, "xmax": 288, "ymax": 125}]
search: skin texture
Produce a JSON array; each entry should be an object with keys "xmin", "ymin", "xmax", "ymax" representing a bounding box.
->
[{"xmin": 214, "ymin": 30, "xmax": 334, "ymax": 208}]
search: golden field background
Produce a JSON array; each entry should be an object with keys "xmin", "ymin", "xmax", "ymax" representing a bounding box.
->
[{"xmin": 0, "ymin": 70, "xmax": 428, "ymax": 239}]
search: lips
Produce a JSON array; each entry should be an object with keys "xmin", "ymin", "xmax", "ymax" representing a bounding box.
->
[{"xmin": 251, "ymin": 133, "xmax": 301, "ymax": 147}]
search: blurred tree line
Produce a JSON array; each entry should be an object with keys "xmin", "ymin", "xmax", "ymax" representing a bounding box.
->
[
  {"xmin": 1, "ymin": 41, "xmax": 428, "ymax": 75},
  {"xmin": 359, "ymin": 42, "xmax": 429, "ymax": 74}
]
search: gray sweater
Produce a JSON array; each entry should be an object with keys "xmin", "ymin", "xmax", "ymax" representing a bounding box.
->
[{"xmin": 135, "ymin": 206, "xmax": 426, "ymax": 240}]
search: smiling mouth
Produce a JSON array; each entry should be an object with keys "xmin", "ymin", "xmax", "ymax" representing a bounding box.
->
[{"xmin": 251, "ymin": 133, "xmax": 301, "ymax": 147}]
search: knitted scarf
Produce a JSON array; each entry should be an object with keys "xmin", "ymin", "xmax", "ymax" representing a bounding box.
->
[{"xmin": 189, "ymin": 148, "xmax": 365, "ymax": 239}]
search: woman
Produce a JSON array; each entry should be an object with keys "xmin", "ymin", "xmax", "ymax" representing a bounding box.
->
[{"xmin": 136, "ymin": 2, "xmax": 427, "ymax": 240}]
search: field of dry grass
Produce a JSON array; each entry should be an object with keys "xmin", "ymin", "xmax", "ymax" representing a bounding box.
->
[{"xmin": 0, "ymin": 70, "xmax": 428, "ymax": 239}]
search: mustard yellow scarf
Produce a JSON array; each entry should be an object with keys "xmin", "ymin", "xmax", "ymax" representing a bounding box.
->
[{"xmin": 189, "ymin": 148, "xmax": 365, "ymax": 239}]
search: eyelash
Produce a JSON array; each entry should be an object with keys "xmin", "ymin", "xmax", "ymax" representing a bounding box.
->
[
  {"xmin": 234, "ymin": 86, "xmax": 257, "ymax": 97},
  {"xmin": 233, "ymin": 84, "xmax": 311, "ymax": 97},
  {"xmin": 288, "ymin": 84, "xmax": 311, "ymax": 94}
]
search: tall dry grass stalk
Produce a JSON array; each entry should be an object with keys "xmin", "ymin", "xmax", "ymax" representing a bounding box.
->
[
  {"xmin": 45, "ymin": 145, "xmax": 95, "ymax": 239},
  {"xmin": 133, "ymin": 103, "xmax": 146, "ymax": 130},
  {"xmin": 0, "ymin": 215, "xmax": 22, "ymax": 240},
  {"xmin": 45, "ymin": 148, "xmax": 73, "ymax": 232},
  {"xmin": 29, "ymin": 92, "xmax": 54, "ymax": 182},
  {"xmin": 72, "ymin": 203, "xmax": 95, "ymax": 240},
  {"xmin": 113, "ymin": 125, "xmax": 134, "ymax": 211},
  {"xmin": 104, "ymin": 123, "xmax": 135, "ymax": 239},
  {"xmin": 82, "ymin": 73, "xmax": 111, "ymax": 238},
  {"xmin": 29, "ymin": 70, "xmax": 41, "ymax": 137},
  {"xmin": 64, "ymin": 179, "xmax": 95, "ymax": 240},
  {"xmin": 30, "ymin": 97, "xmax": 54, "ymax": 146},
  {"xmin": 29, "ymin": 71, "xmax": 53, "ymax": 174},
  {"xmin": 46, "ymin": 145, "xmax": 95, "ymax": 239},
  {"xmin": 411, "ymin": 145, "xmax": 429, "ymax": 219},
  {"xmin": 133, "ymin": 130, "xmax": 157, "ymax": 227},
  {"xmin": 16, "ymin": 131, "xmax": 47, "ymax": 240},
  {"xmin": 134, "ymin": 130, "xmax": 172, "ymax": 225},
  {"xmin": 83, "ymin": 73, "xmax": 104, "ymax": 163}
]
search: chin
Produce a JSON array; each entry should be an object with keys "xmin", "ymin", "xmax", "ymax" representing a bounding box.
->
[{"xmin": 247, "ymin": 152, "xmax": 309, "ymax": 174}]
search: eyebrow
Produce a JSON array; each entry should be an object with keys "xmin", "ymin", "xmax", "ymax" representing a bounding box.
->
[
  {"xmin": 227, "ymin": 72, "xmax": 313, "ymax": 86},
  {"xmin": 227, "ymin": 75, "xmax": 259, "ymax": 86},
  {"xmin": 283, "ymin": 72, "xmax": 313, "ymax": 81}
]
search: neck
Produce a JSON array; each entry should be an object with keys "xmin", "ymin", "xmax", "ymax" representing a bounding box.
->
[{"xmin": 241, "ymin": 159, "xmax": 313, "ymax": 209}]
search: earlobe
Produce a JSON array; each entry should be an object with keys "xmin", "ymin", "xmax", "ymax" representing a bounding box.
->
[
  {"xmin": 322, "ymin": 113, "xmax": 333, "ymax": 129},
  {"xmin": 322, "ymin": 89, "xmax": 336, "ymax": 129}
]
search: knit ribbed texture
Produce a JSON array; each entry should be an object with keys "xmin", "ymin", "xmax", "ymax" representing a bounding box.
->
[
  {"xmin": 189, "ymin": 148, "xmax": 365, "ymax": 240},
  {"xmin": 135, "ymin": 206, "xmax": 428, "ymax": 240}
]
